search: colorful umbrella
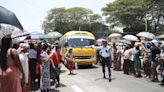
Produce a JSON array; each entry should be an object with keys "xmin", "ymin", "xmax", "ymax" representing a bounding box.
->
[
  {"xmin": 108, "ymin": 33, "xmax": 122, "ymax": 39},
  {"xmin": 136, "ymin": 32, "xmax": 155, "ymax": 39},
  {"xmin": 123, "ymin": 35, "xmax": 139, "ymax": 41}
]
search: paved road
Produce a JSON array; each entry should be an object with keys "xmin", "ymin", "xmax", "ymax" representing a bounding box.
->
[{"xmin": 32, "ymin": 64, "xmax": 163, "ymax": 92}]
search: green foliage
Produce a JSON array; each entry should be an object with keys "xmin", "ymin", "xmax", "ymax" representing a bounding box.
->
[
  {"xmin": 42, "ymin": 7, "xmax": 107, "ymax": 37},
  {"xmin": 102, "ymin": 0, "xmax": 164, "ymax": 34},
  {"xmin": 42, "ymin": 7, "xmax": 68, "ymax": 34}
]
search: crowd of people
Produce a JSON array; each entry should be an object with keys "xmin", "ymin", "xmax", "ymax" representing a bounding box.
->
[
  {"xmin": 0, "ymin": 34, "xmax": 164, "ymax": 92},
  {"xmin": 107, "ymin": 41, "xmax": 164, "ymax": 86},
  {"xmin": 0, "ymin": 35, "xmax": 75, "ymax": 92}
]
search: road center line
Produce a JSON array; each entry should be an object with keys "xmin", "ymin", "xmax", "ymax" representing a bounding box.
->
[{"xmin": 71, "ymin": 85, "xmax": 85, "ymax": 92}]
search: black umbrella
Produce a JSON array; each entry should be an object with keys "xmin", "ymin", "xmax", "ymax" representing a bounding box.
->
[{"xmin": 0, "ymin": 6, "xmax": 23, "ymax": 30}]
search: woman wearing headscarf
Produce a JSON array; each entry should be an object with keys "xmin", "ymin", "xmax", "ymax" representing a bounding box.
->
[
  {"xmin": 19, "ymin": 43, "xmax": 30, "ymax": 92},
  {"xmin": 0, "ymin": 35, "xmax": 25, "ymax": 92}
]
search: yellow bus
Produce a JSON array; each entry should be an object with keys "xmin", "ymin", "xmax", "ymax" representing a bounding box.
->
[{"xmin": 60, "ymin": 31, "xmax": 96, "ymax": 69}]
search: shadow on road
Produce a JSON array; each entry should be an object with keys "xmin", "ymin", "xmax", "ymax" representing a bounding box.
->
[
  {"xmin": 78, "ymin": 65, "xmax": 99, "ymax": 69},
  {"xmin": 68, "ymin": 73, "xmax": 78, "ymax": 76},
  {"xmin": 95, "ymin": 77, "xmax": 116, "ymax": 81},
  {"xmin": 50, "ymin": 89, "xmax": 60, "ymax": 92},
  {"xmin": 58, "ymin": 83, "xmax": 67, "ymax": 88},
  {"xmin": 60, "ymin": 70, "xmax": 67, "ymax": 73}
]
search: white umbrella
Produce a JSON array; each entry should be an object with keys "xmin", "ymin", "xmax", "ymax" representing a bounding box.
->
[
  {"xmin": 156, "ymin": 34, "xmax": 164, "ymax": 39},
  {"xmin": 45, "ymin": 31, "xmax": 62, "ymax": 39},
  {"xmin": 136, "ymin": 32, "xmax": 155, "ymax": 39},
  {"xmin": 109, "ymin": 33, "xmax": 122, "ymax": 39},
  {"xmin": 96, "ymin": 38, "xmax": 106, "ymax": 46},
  {"xmin": 151, "ymin": 39, "xmax": 158, "ymax": 43},
  {"xmin": 123, "ymin": 34, "xmax": 139, "ymax": 41}
]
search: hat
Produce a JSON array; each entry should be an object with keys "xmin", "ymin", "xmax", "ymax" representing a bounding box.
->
[
  {"xmin": 20, "ymin": 43, "xmax": 30, "ymax": 49},
  {"xmin": 102, "ymin": 39, "xmax": 107, "ymax": 42},
  {"xmin": 68, "ymin": 47, "xmax": 72, "ymax": 51}
]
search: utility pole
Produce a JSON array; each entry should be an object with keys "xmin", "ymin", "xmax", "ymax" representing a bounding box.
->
[
  {"xmin": 79, "ymin": 26, "xmax": 81, "ymax": 31},
  {"xmin": 145, "ymin": 19, "xmax": 148, "ymax": 32}
]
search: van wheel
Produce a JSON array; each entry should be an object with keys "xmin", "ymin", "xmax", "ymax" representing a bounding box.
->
[{"xmin": 75, "ymin": 63, "xmax": 78, "ymax": 69}]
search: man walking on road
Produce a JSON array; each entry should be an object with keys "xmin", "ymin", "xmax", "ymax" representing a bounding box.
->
[{"xmin": 99, "ymin": 40, "xmax": 113, "ymax": 82}]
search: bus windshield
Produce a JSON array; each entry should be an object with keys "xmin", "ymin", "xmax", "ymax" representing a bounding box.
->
[{"xmin": 67, "ymin": 38, "xmax": 95, "ymax": 47}]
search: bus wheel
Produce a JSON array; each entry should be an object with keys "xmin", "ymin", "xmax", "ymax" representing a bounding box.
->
[{"xmin": 75, "ymin": 63, "xmax": 78, "ymax": 69}]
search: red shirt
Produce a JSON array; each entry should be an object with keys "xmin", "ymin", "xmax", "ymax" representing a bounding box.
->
[{"xmin": 52, "ymin": 52, "xmax": 61, "ymax": 65}]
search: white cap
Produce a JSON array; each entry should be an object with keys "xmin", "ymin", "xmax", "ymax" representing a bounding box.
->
[{"xmin": 19, "ymin": 43, "xmax": 30, "ymax": 49}]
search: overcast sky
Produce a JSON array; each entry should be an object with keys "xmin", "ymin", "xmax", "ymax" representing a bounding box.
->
[{"xmin": 0, "ymin": 0, "xmax": 114, "ymax": 33}]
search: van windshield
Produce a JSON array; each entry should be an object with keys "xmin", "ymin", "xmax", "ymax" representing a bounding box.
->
[{"xmin": 68, "ymin": 38, "xmax": 95, "ymax": 47}]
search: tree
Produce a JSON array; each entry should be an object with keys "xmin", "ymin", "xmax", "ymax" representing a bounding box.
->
[
  {"xmin": 42, "ymin": 7, "xmax": 108, "ymax": 38},
  {"xmin": 102, "ymin": 0, "xmax": 164, "ymax": 34},
  {"xmin": 42, "ymin": 7, "xmax": 68, "ymax": 34},
  {"xmin": 66, "ymin": 7, "xmax": 93, "ymax": 30}
]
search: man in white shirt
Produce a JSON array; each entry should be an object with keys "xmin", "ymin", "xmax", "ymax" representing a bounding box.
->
[
  {"xmin": 129, "ymin": 46, "xmax": 136, "ymax": 75},
  {"xmin": 99, "ymin": 40, "xmax": 113, "ymax": 82},
  {"xmin": 123, "ymin": 46, "xmax": 130, "ymax": 75}
]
